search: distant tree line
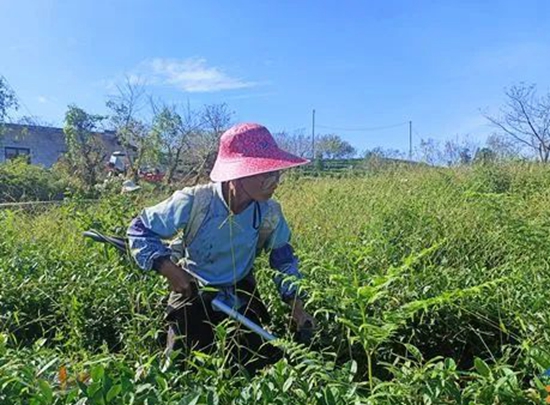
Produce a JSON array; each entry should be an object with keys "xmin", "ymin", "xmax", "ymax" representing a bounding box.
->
[{"xmin": 1, "ymin": 76, "xmax": 550, "ymax": 188}]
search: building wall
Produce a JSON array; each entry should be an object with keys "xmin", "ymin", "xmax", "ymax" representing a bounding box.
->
[{"xmin": 0, "ymin": 124, "xmax": 122, "ymax": 168}]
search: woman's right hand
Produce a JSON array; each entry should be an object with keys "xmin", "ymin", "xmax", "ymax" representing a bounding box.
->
[{"xmin": 155, "ymin": 258, "xmax": 194, "ymax": 298}]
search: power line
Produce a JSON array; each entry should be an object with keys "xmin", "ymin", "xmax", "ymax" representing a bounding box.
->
[
  {"xmin": 316, "ymin": 121, "xmax": 409, "ymax": 132},
  {"xmin": 0, "ymin": 74, "xmax": 38, "ymax": 125}
]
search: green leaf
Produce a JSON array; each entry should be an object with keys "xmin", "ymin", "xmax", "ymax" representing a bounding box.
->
[
  {"xmin": 186, "ymin": 394, "xmax": 201, "ymax": 405},
  {"xmin": 135, "ymin": 383, "xmax": 153, "ymax": 394},
  {"xmin": 91, "ymin": 365, "xmax": 105, "ymax": 382},
  {"xmin": 36, "ymin": 358, "xmax": 57, "ymax": 377},
  {"xmin": 474, "ymin": 358, "xmax": 492, "ymax": 379},
  {"xmin": 87, "ymin": 381, "xmax": 102, "ymax": 398},
  {"xmin": 282, "ymin": 377, "xmax": 294, "ymax": 393},
  {"xmin": 444, "ymin": 358, "xmax": 456, "ymax": 371},
  {"xmin": 404, "ymin": 343, "xmax": 424, "ymax": 363},
  {"xmin": 323, "ymin": 387, "xmax": 337, "ymax": 405},
  {"xmin": 357, "ymin": 285, "xmax": 375, "ymax": 298},
  {"xmin": 38, "ymin": 379, "xmax": 53, "ymax": 403},
  {"xmin": 106, "ymin": 384, "xmax": 122, "ymax": 402}
]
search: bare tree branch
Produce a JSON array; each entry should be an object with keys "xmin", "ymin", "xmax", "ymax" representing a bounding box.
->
[{"xmin": 484, "ymin": 83, "xmax": 550, "ymax": 162}]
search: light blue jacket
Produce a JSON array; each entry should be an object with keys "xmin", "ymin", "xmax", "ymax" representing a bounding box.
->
[{"xmin": 127, "ymin": 182, "xmax": 303, "ymax": 301}]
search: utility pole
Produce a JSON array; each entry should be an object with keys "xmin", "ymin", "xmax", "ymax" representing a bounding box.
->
[
  {"xmin": 311, "ymin": 109, "xmax": 316, "ymax": 160},
  {"xmin": 409, "ymin": 120, "xmax": 413, "ymax": 160}
]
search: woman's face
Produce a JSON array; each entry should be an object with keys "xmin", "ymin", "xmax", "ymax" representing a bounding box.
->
[{"xmin": 239, "ymin": 171, "xmax": 281, "ymax": 201}]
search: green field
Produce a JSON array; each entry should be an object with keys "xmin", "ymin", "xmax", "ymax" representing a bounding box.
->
[{"xmin": 2, "ymin": 163, "xmax": 550, "ymax": 404}]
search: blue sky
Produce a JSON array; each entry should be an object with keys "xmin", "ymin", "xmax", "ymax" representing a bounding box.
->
[{"xmin": 1, "ymin": 0, "xmax": 549, "ymax": 154}]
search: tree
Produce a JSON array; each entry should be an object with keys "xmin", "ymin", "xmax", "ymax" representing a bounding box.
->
[
  {"xmin": 152, "ymin": 104, "xmax": 182, "ymax": 185},
  {"xmin": 416, "ymin": 138, "xmax": 443, "ymax": 166},
  {"xmin": 151, "ymin": 102, "xmax": 202, "ymax": 185},
  {"xmin": 0, "ymin": 76, "xmax": 19, "ymax": 134},
  {"xmin": 363, "ymin": 147, "xmax": 405, "ymax": 160},
  {"xmin": 184, "ymin": 103, "xmax": 233, "ymax": 182},
  {"xmin": 473, "ymin": 147, "xmax": 497, "ymax": 165},
  {"xmin": 362, "ymin": 147, "xmax": 408, "ymax": 172},
  {"xmin": 315, "ymin": 134, "xmax": 356, "ymax": 159},
  {"xmin": 442, "ymin": 135, "xmax": 478, "ymax": 166},
  {"xmin": 415, "ymin": 136, "xmax": 479, "ymax": 166},
  {"xmin": 485, "ymin": 133, "xmax": 523, "ymax": 161},
  {"xmin": 273, "ymin": 129, "xmax": 312, "ymax": 158},
  {"xmin": 484, "ymin": 83, "xmax": 550, "ymax": 162},
  {"xmin": 63, "ymin": 105, "xmax": 106, "ymax": 189},
  {"xmin": 106, "ymin": 79, "xmax": 156, "ymax": 181}
]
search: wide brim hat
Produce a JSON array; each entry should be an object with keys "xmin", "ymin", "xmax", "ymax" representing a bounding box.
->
[{"xmin": 210, "ymin": 123, "xmax": 310, "ymax": 182}]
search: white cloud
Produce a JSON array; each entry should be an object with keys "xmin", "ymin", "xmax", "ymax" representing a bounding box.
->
[
  {"xmin": 139, "ymin": 57, "xmax": 256, "ymax": 93},
  {"xmin": 37, "ymin": 96, "xmax": 49, "ymax": 104}
]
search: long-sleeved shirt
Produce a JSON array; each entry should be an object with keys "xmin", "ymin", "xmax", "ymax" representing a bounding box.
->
[{"xmin": 127, "ymin": 182, "xmax": 303, "ymax": 302}]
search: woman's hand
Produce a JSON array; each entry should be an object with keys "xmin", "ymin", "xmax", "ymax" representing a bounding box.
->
[
  {"xmin": 155, "ymin": 258, "xmax": 194, "ymax": 298},
  {"xmin": 289, "ymin": 298, "xmax": 316, "ymax": 332}
]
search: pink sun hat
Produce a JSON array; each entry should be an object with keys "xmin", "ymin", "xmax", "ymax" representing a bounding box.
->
[{"xmin": 210, "ymin": 123, "xmax": 310, "ymax": 182}]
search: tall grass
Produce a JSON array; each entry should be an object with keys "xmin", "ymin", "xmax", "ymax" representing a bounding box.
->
[{"xmin": 1, "ymin": 162, "xmax": 550, "ymax": 403}]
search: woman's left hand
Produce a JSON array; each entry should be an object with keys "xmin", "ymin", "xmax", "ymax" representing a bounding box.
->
[{"xmin": 290, "ymin": 299, "xmax": 317, "ymax": 332}]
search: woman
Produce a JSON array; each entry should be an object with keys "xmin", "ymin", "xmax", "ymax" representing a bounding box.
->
[{"xmin": 127, "ymin": 122, "xmax": 316, "ymax": 371}]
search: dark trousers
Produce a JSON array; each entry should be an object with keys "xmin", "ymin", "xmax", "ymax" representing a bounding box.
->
[{"xmin": 165, "ymin": 273, "xmax": 282, "ymax": 374}]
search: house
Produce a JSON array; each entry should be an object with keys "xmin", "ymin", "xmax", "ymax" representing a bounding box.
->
[{"xmin": 0, "ymin": 123, "xmax": 123, "ymax": 167}]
